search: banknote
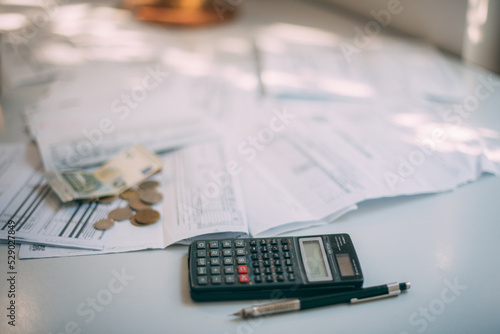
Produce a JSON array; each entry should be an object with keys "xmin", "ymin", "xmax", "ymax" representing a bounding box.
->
[{"xmin": 45, "ymin": 145, "xmax": 163, "ymax": 202}]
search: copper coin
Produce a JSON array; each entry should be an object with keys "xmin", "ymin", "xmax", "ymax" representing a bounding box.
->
[
  {"xmin": 139, "ymin": 180, "xmax": 160, "ymax": 191},
  {"xmin": 120, "ymin": 188, "xmax": 140, "ymax": 200},
  {"xmin": 98, "ymin": 195, "xmax": 119, "ymax": 204},
  {"xmin": 130, "ymin": 215, "xmax": 143, "ymax": 227},
  {"xmin": 93, "ymin": 218, "xmax": 115, "ymax": 230},
  {"xmin": 108, "ymin": 207, "xmax": 134, "ymax": 221},
  {"xmin": 139, "ymin": 190, "xmax": 163, "ymax": 205},
  {"xmin": 128, "ymin": 197, "xmax": 151, "ymax": 211},
  {"xmin": 135, "ymin": 209, "xmax": 160, "ymax": 225}
]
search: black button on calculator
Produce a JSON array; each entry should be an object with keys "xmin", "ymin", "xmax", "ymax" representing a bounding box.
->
[{"xmin": 188, "ymin": 234, "xmax": 364, "ymax": 302}]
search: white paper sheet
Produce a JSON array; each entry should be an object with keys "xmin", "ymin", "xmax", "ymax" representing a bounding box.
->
[
  {"xmin": 239, "ymin": 135, "xmax": 362, "ymax": 236},
  {"xmin": 0, "ymin": 147, "xmax": 114, "ymax": 249},
  {"xmin": 25, "ymin": 67, "xmax": 221, "ymax": 170},
  {"xmin": 256, "ymin": 24, "xmax": 467, "ymax": 102},
  {"xmin": 0, "ymin": 143, "xmax": 39, "ymax": 196},
  {"xmin": 272, "ymin": 99, "xmax": 500, "ymax": 198}
]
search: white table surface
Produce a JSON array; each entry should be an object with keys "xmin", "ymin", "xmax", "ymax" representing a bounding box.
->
[{"xmin": 1, "ymin": 1, "xmax": 500, "ymax": 333}]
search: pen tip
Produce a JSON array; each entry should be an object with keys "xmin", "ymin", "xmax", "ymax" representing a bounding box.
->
[
  {"xmin": 400, "ymin": 282, "xmax": 411, "ymax": 291},
  {"xmin": 232, "ymin": 311, "xmax": 242, "ymax": 317}
]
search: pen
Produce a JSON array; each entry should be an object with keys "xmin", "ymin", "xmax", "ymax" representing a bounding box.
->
[{"xmin": 232, "ymin": 282, "xmax": 411, "ymax": 318}]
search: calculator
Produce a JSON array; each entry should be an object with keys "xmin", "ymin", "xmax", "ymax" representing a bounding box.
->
[{"xmin": 188, "ymin": 234, "xmax": 363, "ymax": 301}]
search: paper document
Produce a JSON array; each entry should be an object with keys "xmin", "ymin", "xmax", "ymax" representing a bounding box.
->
[
  {"xmin": 0, "ymin": 143, "xmax": 40, "ymax": 196},
  {"xmin": 161, "ymin": 140, "xmax": 249, "ymax": 246},
  {"xmin": 272, "ymin": 99, "xmax": 500, "ymax": 197},
  {"xmin": 25, "ymin": 67, "xmax": 220, "ymax": 170},
  {"xmin": 256, "ymin": 23, "xmax": 376, "ymax": 101},
  {"xmin": 0, "ymin": 159, "xmax": 113, "ymax": 250},
  {"xmin": 256, "ymin": 24, "xmax": 466, "ymax": 102},
  {"xmin": 239, "ymin": 135, "xmax": 362, "ymax": 236}
]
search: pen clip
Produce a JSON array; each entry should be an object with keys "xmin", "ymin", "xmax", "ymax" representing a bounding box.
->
[{"xmin": 350, "ymin": 282, "xmax": 401, "ymax": 304}]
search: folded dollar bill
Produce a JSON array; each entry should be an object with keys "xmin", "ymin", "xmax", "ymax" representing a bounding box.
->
[{"xmin": 45, "ymin": 145, "xmax": 163, "ymax": 202}]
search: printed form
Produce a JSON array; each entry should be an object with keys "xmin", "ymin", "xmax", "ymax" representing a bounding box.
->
[
  {"xmin": 0, "ymin": 147, "xmax": 113, "ymax": 250},
  {"xmin": 241, "ymin": 135, "xmax": 362, "ymax": 236}
]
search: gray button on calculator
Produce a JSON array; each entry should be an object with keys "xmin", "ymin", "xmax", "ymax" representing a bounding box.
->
[
  {"xmin": 198, "ymin": 277, "xmax": 208, "ymax": 285},
  {"xmin": 197, "ymin": 267, "xmax": 207, "ymax": 275},
  {"xmin": 209, "ymin": 241, "xmax": 219, "ymax": 248},
  {"xmin": 197, "ymin": 258, "xmax": 207, "ymax": 266},
  {"xmin": 210, "ymin": 250, "xmax": 219, "ymax": 257},
  {"xmin": 235, "ymin": 240, "xmax": 245, "ymax": 247},
  {"xmin": 197, "ymin": 242, "xmax": 206, "ymax": 249},
  {"xmin": 197, "ymin": 250, "xmax": 206, "ymax": 257},
  {"xmin": 224, "ymin": 266, "xmax": 234, "ymax": 274},
  {"xmin": 222, "ymin": 240, "xmax": 231, "ymax": 248},
  {"xmin": 237, "ymin": 257, "xmax": 246, "ymax": 264},
  {"xmin": 211, "ymin": 267, "xmax": 221, "ymax": 275},
  {"xmin": 223, "ymin": 249, "xmax": 232, "ymax": 257},
  {"xmin": 236, "ymin": 248, "xmax": 245, "ymax": 256},
  {"xmin": 212, "ymin": 276, "xmax": 222, "ymax": 284},
  {"xmin": 210, "ymin": 258, "xmax": 220, "ymax": 265},
  {"xmin": 224, "ymin": 258, "xmax": 233, "ymax": 265},
  {"xmin": 225, "ymin": 275, "xmax": 235, "ymax": 284}
]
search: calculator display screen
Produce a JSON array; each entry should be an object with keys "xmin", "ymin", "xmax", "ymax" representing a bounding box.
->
[{"xmin": 299, "ymin": 237, "xmax": 333, "ymax": 282}]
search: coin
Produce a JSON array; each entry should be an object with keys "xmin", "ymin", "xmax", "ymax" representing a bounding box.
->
[
  {"xmin": 120, "ymin": 188, "xmax": 140, "ymax": 200},
  {"xmin": 128, "ymin": 197, "xmax": 151, "ymax": 211},
  {"xmin": 139, "ymin": 180, "xmax": 160, "ymax": 191},
  {"xmin": 130, "ymin": 215, "xmax": 143, "ymax": 227},
  {"xmin": 93, "ymin": 218, "xmax": 115, "ymax": 230},
  {"xmin": 135, "ymin": 209, "xmax": 160, "ymax": 225},
  {"xmin": 108, "ymin": 207, "xmax": 134, "ymax": 221},
  {"xmin": 98, "ymin": 195, "xmax": 118, "ymax": 204},
  {"xmin": 140, "ymin": 190, "xmax": 163, "ymax": 205}
]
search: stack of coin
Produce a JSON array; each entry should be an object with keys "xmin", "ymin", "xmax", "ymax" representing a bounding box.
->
[
  {"xmin": 131, "ymin": 208, "xmax": 160, "ymax": 226},
  {"xmin": 92, "ymin": 179, "xmax": 163, "ymax": 230},
  {"xmin": 126, "ymin": 180, "xmax": 163, "ymax": 228}
]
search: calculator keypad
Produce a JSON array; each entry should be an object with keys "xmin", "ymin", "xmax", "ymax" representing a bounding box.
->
[{"xmin": 191, "ymin": 238, "xmax": 297, "ymax": 287}]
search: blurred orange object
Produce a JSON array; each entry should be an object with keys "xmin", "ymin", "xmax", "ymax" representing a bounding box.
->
[{"xmin": 122, "ymin": 0, "xmax": 239, "ymax": 26}]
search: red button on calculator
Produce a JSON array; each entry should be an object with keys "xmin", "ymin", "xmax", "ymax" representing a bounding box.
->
[
  {"xmin": 238, "ymin": 265, "xmax": 248, "ymax": 274},
  {"xmin": 239, "ymin": 274, "xmax": 249, "ymax": 283}
]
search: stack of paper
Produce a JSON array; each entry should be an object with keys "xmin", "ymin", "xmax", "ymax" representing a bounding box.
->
[{"xmin": 1, "ymin": 5, "xmax": 499, "ymax": 259}]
